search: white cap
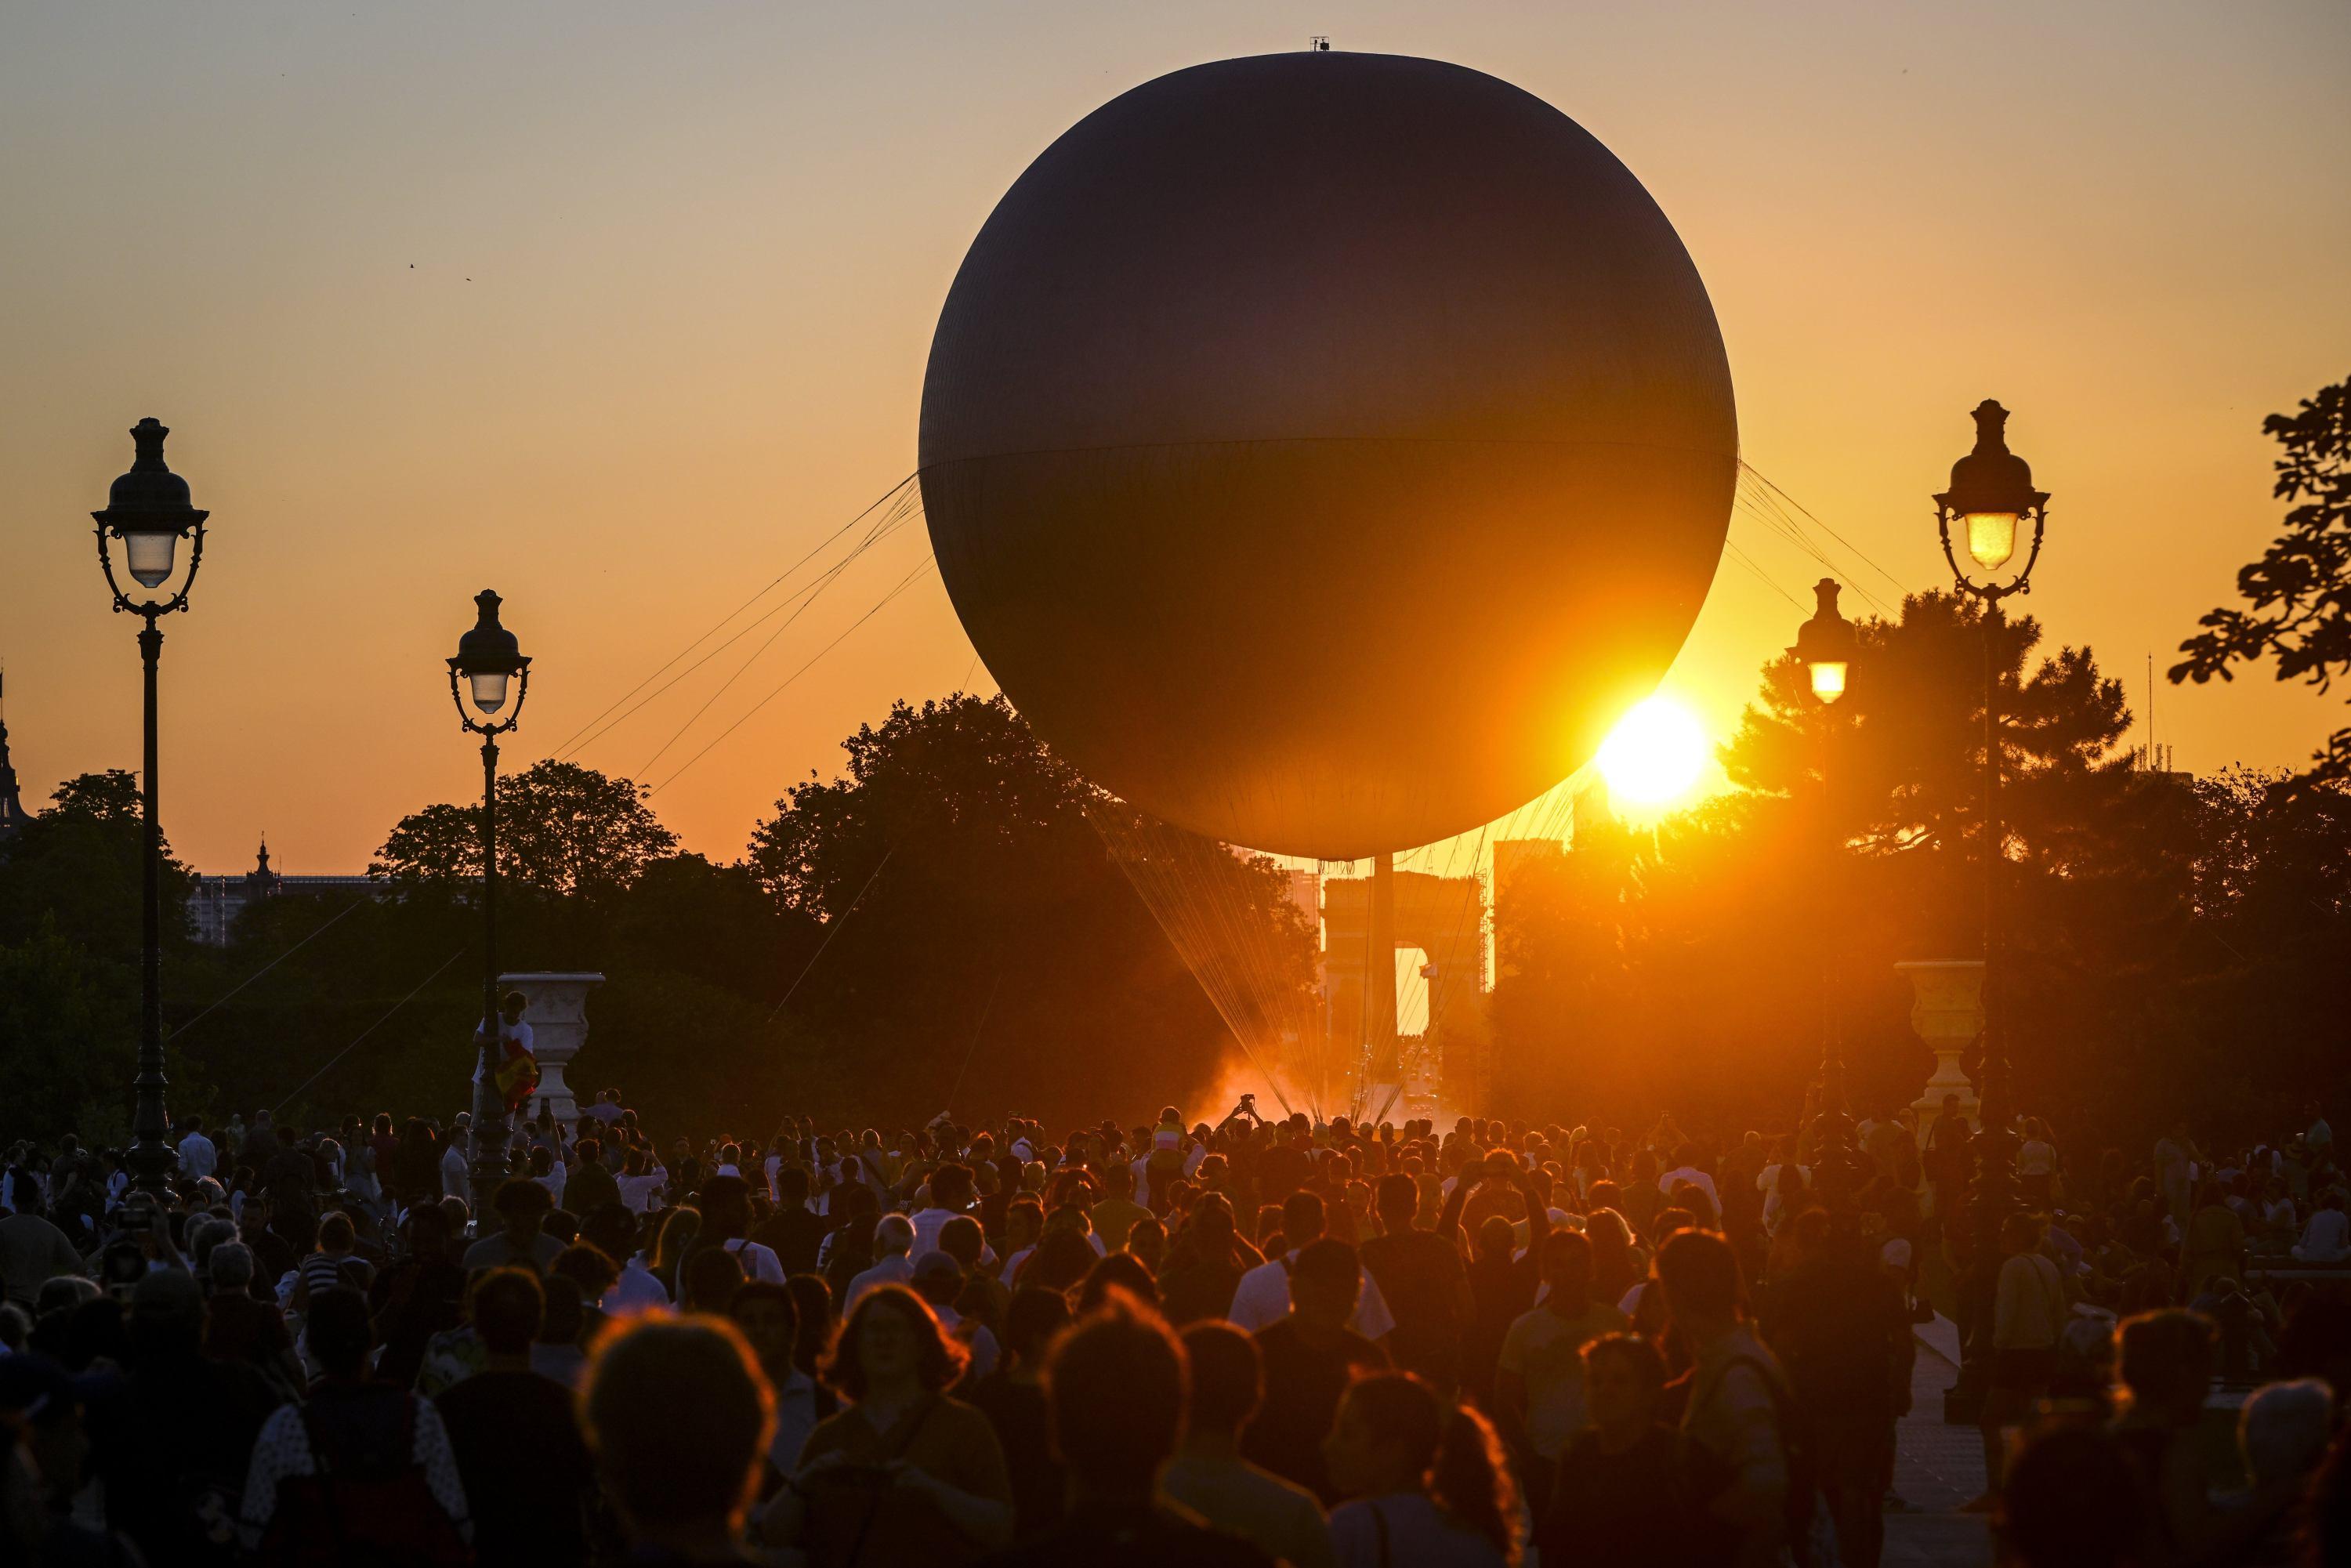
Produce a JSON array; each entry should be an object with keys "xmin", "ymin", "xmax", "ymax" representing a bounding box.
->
[{"xmin": 1880, "ymin": 1238, "xmax": 1913, "ymax": 1269}]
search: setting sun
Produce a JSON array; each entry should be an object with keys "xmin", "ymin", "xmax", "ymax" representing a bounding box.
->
[{"xmin": 1598, "ymin": 695, "xmax": 1708, "ymax": 807}]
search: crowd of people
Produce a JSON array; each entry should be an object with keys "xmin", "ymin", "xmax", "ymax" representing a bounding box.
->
[{"xmin": 0, "ymin": 1085, "xmax": 2348, "ymax": 1567}]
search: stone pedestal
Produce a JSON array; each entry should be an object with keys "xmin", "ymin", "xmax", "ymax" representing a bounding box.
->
[
  {"xmin": 500, "ymin": 971, "xmax": 603, "ymax": 1128},
  {"xmin": 1897, "ymin": 960, "xmax": 1982, "ymax": 1145}
]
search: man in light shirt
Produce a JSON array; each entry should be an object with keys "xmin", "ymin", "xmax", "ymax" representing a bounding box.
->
[
  {"xmin": 583, "ymin": 1207, "xmax": 668, "ymax": 1313},
  {"xmin": 176, "ymin": 1117, "xmax": 217, "ymax": 1181},
  {"xmin": 441, "ymin": 1114, "xmax": 473, "ymax": 1210},
  {"xmin": 909, "ymin": 1163, "xmax": 975, "ymax": 1257},
  {"xmin": 1227, "ymin": 1190, "xmax": 1395, "ymax": 1342}
]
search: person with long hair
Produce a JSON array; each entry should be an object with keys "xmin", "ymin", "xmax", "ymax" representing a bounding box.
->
[
  {"xmin": 649, "ymin": 1204, "xmax": 702, "ymax": 1300},
  {"xmin": 762, "ymin": 1284, "xmax": 1012, "ymax": 1566},
  {"xmin": 1323, "ymin": 1373, "xmax": 1518, "ymax": 1567}
]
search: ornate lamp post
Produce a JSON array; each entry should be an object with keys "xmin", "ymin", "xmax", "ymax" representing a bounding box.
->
[
  {"xmin": 447, "ymin": 590, "xmax": 531, "ymax": 1207},
  {"xmin": 1794, "ymin": 577, "xmax": 1861, "ymax": 1211},
  {"xmin": 91, "ymin": 419, "xmax": 209, "ymax": 1197},
  {"xmin": 1932, "ymin": 400, "xmax": 2050, "ymax": 1356}
]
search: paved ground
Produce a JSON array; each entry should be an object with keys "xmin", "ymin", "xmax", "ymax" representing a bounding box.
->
[{"xmin": 1883, "ymin": 1331, "xmax": 1992, "ymax": 1568}]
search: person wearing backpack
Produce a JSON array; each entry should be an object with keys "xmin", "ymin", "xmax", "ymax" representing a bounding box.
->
[
  {"xmin": 239, "ymin": 1286, "xmax": 472, "ymax": 1565},
  {"xmin": 1657, "ymin": 1228, "xmax": 1807, "ymax": 1568}
]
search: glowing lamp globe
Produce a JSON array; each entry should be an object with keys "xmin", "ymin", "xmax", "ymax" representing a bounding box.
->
[
  {"xmin": 918, "ymin": 52, "xmax": 1736, "ymax": 859},
  {"xmin": 1964, "ymin": 512, "xmax": 2020, "ymax": 573}
]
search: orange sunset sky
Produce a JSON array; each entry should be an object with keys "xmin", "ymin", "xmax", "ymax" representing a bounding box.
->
[{"xmin": 4, "ymin": 2, "xmax": 2348, "ymax": 874}]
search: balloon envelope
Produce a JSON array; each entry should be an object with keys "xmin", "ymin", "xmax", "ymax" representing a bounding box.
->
[{"xmin": 921, "ymin": 52, "xmax": 1734, "ymax": 860}]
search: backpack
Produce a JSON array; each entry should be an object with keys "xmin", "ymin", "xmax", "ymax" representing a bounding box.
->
[{"xmin": 256, "ymin": 1393, "xmax": 470, "ymax": 1568}]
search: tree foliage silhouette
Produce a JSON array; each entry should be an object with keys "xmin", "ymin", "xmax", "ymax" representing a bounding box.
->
[
  {"xmin": 371, "ymin": 759, "xmax": 678, "ymax": 898},
  {"xmin": 748, "ymin": 694, "xmax": 1308, "ymax": 1128},
  {"xmin": 2174, "ymin": 375, "xmax": 2351, "ymax": 793}
]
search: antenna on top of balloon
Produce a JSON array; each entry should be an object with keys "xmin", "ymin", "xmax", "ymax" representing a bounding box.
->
[{"xmin": 1310, "ymin": 36, "xmax": 1331, "ymax": 52}]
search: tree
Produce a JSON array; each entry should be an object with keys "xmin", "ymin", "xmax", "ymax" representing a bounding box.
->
[
  {"xmin": 747, "ymin": 695, "xmax": 1303, "ymax": 1128},
  {"xmin": 2173, "ymin": 375, "xmax": 2351, "ymax": 792},
  {"xmin": 0, "ymin": 770, "xmax": 194, "ymax": 951},
  {"xmin": 0, "ymin": 919, "xmax": 141, "ymax": 1146},
  {"xmin": 0, "ymin": 774, "xmax": 203, "ymax": 1138},
  {"xmin": 370, "ymin": 759, "xmax": 678, "ymax": 898}
]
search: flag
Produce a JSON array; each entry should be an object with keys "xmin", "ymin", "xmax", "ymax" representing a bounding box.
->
[{"xmin": 494, "ymin": 1030, "xmax": 540, "ymax": 1114}]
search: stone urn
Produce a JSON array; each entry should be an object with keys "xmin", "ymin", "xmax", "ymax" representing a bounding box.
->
[
  {"xmin": 1896, "ymin": 959, "xmax": 1982, "ymax": 1145},
  {"xmin": 500, "ymin": 971, "xmax": 604, "ymax": 1128}
]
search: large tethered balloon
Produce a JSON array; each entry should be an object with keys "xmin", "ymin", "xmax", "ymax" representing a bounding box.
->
[{"xmin": 920, "ymin": 51, "xmax": 1735, "ymax": 860}]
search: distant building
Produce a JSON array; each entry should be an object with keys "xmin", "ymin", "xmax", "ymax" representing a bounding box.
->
[
  {"xmin": 190, "ymin": 838, "xmax": 384, "ymax": 946},
  {"xmin": 0, "ymin": 673, "xmax": 29, "ymax": 842}
]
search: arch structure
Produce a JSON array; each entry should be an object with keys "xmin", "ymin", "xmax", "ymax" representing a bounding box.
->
[{"xmin": 1320, "ymin": 863, "xmax": 1491, "ymax": 1119}]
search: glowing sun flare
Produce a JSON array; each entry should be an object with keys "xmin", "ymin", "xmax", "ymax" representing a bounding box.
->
[{"xmin": 1598, "ymin": 696, "xmax": 1708, "ymax": 806}]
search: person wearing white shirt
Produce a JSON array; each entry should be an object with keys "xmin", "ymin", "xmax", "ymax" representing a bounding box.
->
[
  {"xmin": 177, "ymin": 1120, "xmax": 218, "ymax": 1181},
  {"xmin": 1226, "ymin": 1192, "xmax": 1395, "ymax": 1341},
  {"xmin": 723, "ymin": 1236, "xmax": 787, "ymax": 1285},
  {"xmin": 909, "ymin": 1164, "xmax": 977, "ymax": 1257},
  {"xmin": 440, "ymin": 1125, "xmax": 471, "ymax": 1210},
  {"xmin": 615, "ymin": 1148, "xmax": 667, "ymax": 1214}
]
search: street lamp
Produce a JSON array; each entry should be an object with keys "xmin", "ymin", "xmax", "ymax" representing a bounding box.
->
[
  {"xmin": 448, "ymin": 590, "xmax": 531, "ymax": 1207},
  {"xmin": 1932, "ymin": 400, "xmax": 2049, "ymax": 1374},
  {"xmin": 91, "ymin": 419, "xmax": 209, "ymax": 1197},
  {"xmin": 1794, "ymin": 578, "xmax": 1861, "ymax": 1212},
  {"xmin": 1796, "ymin": 578, "xmax": 1858, "ymax": 708}
]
